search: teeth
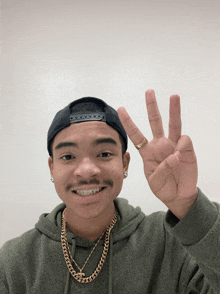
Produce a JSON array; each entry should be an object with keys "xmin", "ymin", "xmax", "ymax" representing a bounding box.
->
[{"xmin": 76, "ymin": 188, "xmax": 102, "ymax": 196}]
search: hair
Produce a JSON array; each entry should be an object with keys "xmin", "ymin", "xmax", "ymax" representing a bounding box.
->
[{"xmin": 119, "ymin": 133, "xmax": 127, "ymax": 156}]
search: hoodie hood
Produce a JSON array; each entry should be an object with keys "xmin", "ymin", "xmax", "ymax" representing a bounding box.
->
[
  {"xmin": 35, "ymin": 198, "xmax": 146, "ymax": 242},
  {"xmin": 35, "ymin": 198, "xmax": 145, "ymax": 294}
]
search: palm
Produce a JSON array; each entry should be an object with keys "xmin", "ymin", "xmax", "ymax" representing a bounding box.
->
[
  {"xmin": 118, "ymin": 90, "xmax": 198, "ymax": 218},
  {"xmin": 143, "ymin": 137, "xmax": 197, "ymax": 204}
]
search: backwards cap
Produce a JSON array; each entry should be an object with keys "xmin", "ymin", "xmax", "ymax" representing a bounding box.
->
[{"xmin": 47, "ymin": 97, "xmax": 128, "ymax": 156}]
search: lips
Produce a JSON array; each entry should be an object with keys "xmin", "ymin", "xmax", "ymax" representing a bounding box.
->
[{"xmin": 72, "ymin": 187, "xmax": 105, "ymax": 196}]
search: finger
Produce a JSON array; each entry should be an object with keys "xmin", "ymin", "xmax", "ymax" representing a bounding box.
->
[
  {"xmin": 175, "ymin": 135, "xmax": 197, "ymax": 163},
  {"xmin": 148, "ymin": 153, "xmax": 180, "ymax": 194},
  {"xmin": 117, "ymin": 107, "xmax": 147, "ymax": 147},
  {"xmin": 145, "ymin": 90, "xmax": 165, "ymax": 139},
  {"xmin": 169, "ymin": 95, "xmax": 182, "ymax": 143}
]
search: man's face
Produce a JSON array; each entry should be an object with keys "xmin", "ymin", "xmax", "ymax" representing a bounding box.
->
[{"xmin": 48, "ymin": 121, "xmax": 130, "ymax": 219}]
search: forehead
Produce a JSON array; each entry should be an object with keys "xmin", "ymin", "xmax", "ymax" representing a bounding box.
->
[{"xmin": 53, "ymin": 121, "xmax": 121, "ymax": 146}]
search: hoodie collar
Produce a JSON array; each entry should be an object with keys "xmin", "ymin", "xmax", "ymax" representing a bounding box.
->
[{"xmin": 35, "ymin": 198, "xmax": 145, "ymax": 243}]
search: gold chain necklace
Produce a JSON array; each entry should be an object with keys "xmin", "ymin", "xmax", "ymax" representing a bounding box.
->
[{"xmin": 61, "ymin": 209, "xmax": 118, "ymax": 283}]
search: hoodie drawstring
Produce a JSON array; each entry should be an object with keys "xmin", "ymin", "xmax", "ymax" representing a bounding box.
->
[
  {"xmin": 64, "ymin": 238, "xmax": 76, "ymax": 294},
  {"xmin": 108, "ymin": 233, "xmax": 113, "ymax": 294},
  {"xmin": 64, "ymin": 270, "xmax": 70, "ymax": 294}
]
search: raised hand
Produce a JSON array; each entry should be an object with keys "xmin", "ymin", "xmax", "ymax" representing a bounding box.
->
[{"xmin": 118, "ymin": 90, "xmax": 198, "ymax": 219}]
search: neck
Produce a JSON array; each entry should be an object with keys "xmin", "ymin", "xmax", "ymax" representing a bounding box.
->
[{"xmin": 64, "ymin": 205, "xmax": 116, "ymax": 242}]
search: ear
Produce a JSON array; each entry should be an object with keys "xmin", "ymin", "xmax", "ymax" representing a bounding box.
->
[
  {"xmin": 48, "ymin": 157, "xmax": 54, "ymax": 178},
  {"xmin": 123, "ymin": 152, "xmax": 130, "ymax": 177}
]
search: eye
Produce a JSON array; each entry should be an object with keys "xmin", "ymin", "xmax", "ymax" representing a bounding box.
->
[
  {"xmin": 61, "ymin": 155, "xmax": 75, "ymax": 160},
  {"xmin": 99, "ymin": 152, "xmax": 112, "ymax": 158}
]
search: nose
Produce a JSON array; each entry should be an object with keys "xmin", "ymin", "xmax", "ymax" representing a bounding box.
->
[{"xmin": 73, "ymin": 157, "xmax": 101, "ymax": 179}]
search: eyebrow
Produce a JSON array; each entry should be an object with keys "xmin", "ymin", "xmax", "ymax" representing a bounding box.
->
[
  {"xmin": 55, "ymin": 142, "xmax": 77, "ymax": 150},
  {"xmin": 93, "ymin": 138, "xmax": 118, "ymax": 146},
  {"xmin": 54, "ymin": 137, "xmax": 117, "ymax": 151}
]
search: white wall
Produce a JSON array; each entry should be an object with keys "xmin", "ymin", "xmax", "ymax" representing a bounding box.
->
[{"xmin": 1, "ymin": 0, "xmax": 220, "ymax": 247}]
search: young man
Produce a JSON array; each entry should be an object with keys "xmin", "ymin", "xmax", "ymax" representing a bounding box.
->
[{"xmin": 0, "ymin": 90, "xmax": 220, "ymax": 293}]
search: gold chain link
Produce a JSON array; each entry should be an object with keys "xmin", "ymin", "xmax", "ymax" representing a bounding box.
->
[{"xmin": 61, "ymin": 209, "xmax": 118, "ymax": 283}]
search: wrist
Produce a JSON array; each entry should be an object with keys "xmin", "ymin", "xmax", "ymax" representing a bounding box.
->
[
  {"xmin": 165, "ymin": 188, "xmax": 218, "ymax": 245},
  {"xmin": 167, "ymin": 189, "xmax": 198, "ymax": 220}
]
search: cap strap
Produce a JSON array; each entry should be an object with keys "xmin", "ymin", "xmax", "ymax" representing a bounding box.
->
[{"xmin": 70, "ymin": 112, "xmax": 106, "ymax": 123}]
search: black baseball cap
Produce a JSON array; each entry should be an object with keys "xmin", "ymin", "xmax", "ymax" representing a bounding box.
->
[{"xmin": 47, "ymin": 97, "xmax": 128, "ymax": 156}]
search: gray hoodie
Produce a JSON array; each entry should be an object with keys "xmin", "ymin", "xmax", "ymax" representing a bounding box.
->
[{"xmin": 0, "ymin": 188, "xmax": 220, "ymax": 293}]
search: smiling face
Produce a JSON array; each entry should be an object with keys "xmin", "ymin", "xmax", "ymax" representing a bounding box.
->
[{"xmin": 48, "ymin": 121, "xmax": 130, "ymax": 220}]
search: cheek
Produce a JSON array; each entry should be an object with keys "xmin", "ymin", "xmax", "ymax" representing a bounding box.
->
[
  {"xmin": 52, "ymin": 162, "xmax": 70, "ymax": 178},
  {"xmin": 104, "ymin": 160, "xmax": 124, "ymax": 177},
  {"xmin": 53, "ymin": 178, "xmax": 66, "ymax": 195},
  {"xmin": 52, "ymin": 166, "xmax": 70, "ymax": 190},
  {"xmin": 106, "ymin": 162, "xmax": 125, "ymax": 190}
]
